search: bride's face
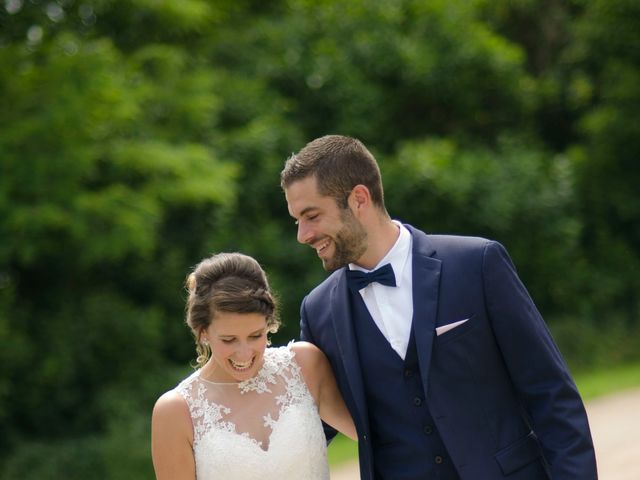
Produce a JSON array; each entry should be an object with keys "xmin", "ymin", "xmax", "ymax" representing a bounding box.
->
[{"xmin": 202, "ymin": 311, "xmax": 268, "ymax": 383}]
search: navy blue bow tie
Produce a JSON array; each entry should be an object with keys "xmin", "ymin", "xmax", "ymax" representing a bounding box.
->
[{"xmin": 346, "ymin": 263, "xmax": 397, "ymax": 293}]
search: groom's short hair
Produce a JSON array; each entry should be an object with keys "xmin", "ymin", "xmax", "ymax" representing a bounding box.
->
[{"xmin": 280, "ymin": 135, "xmax": 386, "ymax": 211}]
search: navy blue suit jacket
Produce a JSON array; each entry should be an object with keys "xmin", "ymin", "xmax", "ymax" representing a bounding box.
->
[{"xmin": 300, "ymin": 225, "xmax": 597, "ymax": 479}]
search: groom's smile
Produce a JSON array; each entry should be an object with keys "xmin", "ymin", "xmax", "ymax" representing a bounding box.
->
[{"xmin": 285, "ymin": 176, "xmax": 368, "ymax": 271}]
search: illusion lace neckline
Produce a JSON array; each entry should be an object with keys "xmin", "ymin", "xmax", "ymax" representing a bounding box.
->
[
  {"xmin": 195, "ymin": 342, "xmax": 291, "ymax": 393},
  {"xmin": 196, "ymin": 361, "xmax": 266, "ymax": 387},
  {"xmin": 174, "ymin": 344, "xmax": 329, "ymax": 479}
]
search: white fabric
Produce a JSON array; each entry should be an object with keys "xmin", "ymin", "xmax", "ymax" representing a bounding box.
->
[
  {"xmin": 174, "ymin": 344, "xmax": 329, "ymax": 480},
  {"xmin": 435, "ymin": 318, "xmax": 470, "ymax": 336},
  {"xmin": 349, "ymin": 221, "xmax": 413, "ymax": 359}
]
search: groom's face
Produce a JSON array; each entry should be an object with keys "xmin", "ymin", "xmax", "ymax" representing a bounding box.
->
[{"xmin": 285, "ymin": 176, "xmax": 367, "ymax": 271}]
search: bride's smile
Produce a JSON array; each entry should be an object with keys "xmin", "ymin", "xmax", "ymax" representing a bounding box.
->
[{"xmin": 201, "ymin": 312, "xmax": 268, "ymax": 383}]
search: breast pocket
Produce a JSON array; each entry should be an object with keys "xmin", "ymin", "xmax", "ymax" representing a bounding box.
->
[{"xmin": 435, "ymin": 315, "xmax": 476, "ymax": 345}]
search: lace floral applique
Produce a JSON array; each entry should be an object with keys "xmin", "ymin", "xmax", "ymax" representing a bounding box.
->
[
  {"xmin": 240, "ymin": 432, "xmax": 263, "ymax": 448},
  {"xmin": 176, "ymin": 344, "xmax": 314, "ymax": 450},
  {"xmin": 175, "ymin": 344, "xmax": 329, "ymax": 479},
  {"xmin": 275, "ymin": 354, "xmax": 311, "ymax": 410},
  {"xmin": 263, "ymin": 413, "xmax": 277, "ymax": 429},
  {"xmin": 176, "ymin": 381, "xmax": 234, "ymax": 445},
  {"xmin": 238, "ymin": 346, "xmax": 292, "ymax": 394},
  {"xmin": 259, "ymin": 346, "xmax": 313, "ymax": 430}
]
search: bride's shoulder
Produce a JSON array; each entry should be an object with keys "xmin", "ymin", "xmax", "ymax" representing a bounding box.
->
[
  {"xmin": 151, "ymin": 390, "xmax": 194, "ymax": 463},
  {"xmin": 153, "ymin": 390, "xmax": 190, "ymax": 418},
  {"xmin": 267, "ymin": 341, "xmax": 322, "ymax": 363},
  {"xmin": 288, "ymin": 342, "xmax": 330, "ymax": 389},
  {"xmin": 289, "ymin": 340, "xmax": 324, "ymax": 361},
  {"xmin": 152, "ymin": 390, "xmax": 192, "ymax": 439}
]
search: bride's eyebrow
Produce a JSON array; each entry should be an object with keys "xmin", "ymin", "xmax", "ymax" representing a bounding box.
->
[{"xmin": 218, "ymin": 328, "xmax": 265, "ymax": 338}]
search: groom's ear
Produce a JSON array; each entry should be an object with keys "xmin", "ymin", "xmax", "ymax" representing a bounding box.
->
[{"xmin": 348, "ymin": 184, "xmax": 371, "ymax": 213}]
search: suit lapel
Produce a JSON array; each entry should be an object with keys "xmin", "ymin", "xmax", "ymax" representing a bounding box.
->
[
  {"xmin": 407, "ymin": 225, "xmax": 441, "ymax": 398},
  {"xmin": 330, "ymin": 272, "xmax": 370, "ymax": 430},
  {"xmin": 328, "ymin": 225, "xmax": 440, "ymax": 427}
]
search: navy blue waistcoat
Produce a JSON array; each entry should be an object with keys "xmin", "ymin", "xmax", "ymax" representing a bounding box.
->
[{"xmin": 350, "ymin": 291, "xmax": 460, "ymax": 480}]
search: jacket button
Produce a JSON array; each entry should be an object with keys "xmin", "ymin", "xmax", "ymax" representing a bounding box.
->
[
  {"xmin": 413, "ymin": 397, "xmax": 422, "ymax": 406},
  {"xmin": 435, "ymin": 455, "xmax": 444, "ymax": 464},
  {"xmin": 423, "ymin": 425, "xmax": 433, "ymax": 435},
  {"xmin": 404, "ymin": 368, "xmax": 413, "ymax": 377}
]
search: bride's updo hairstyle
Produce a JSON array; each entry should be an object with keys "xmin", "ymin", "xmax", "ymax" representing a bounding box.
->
[{"xmin": 185, "ymin": 252, "xmax": 281, "ymax": 367}]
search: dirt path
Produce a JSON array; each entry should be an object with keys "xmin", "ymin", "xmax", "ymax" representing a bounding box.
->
[
  {"xmin": 585, "ymin": 387, "xmax": 640, "ymax": 480},
  {"xmin": 330, "ymin": 387, "xmax": 640, "ymax": 479}
]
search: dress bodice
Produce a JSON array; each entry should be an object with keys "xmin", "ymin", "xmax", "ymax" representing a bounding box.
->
[{"xmin": 175, "ymin": 344, "xmax": 329, "ymax": 480}]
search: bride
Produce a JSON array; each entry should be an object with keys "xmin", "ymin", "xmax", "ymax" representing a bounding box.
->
[{"xmin": 151, "ymin": 252, "xmax": 357, "ymax": 479}]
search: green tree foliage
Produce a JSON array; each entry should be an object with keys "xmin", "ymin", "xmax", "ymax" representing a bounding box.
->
[
  {"xmin": 1, "ymin": 1, "xmax": 237, "ymax": 474},
  {"xmin": 569, "ymin": 0, "xmax": 640, "ymax": 321},
  {"xmin": 1, "ymin": 0, "xmax": 638, "ymax": 477}
]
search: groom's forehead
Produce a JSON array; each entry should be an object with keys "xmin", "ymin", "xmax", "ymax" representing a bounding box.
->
[{"xmin": 285, "ymin": 178, "xmax": 324, "ymax": 212}]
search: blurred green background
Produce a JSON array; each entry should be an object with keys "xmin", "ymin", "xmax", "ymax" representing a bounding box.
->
[{"xmin": 1, "ymin": 0, "xmax": 639, "ymax": 478}]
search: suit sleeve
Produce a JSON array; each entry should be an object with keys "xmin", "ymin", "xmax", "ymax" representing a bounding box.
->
[
  {"xmin": 299, "ymin": 296, "xmax": 339, "ymax": 443},
  {"xmin": 482, "ymin": 241, "xmax": 597, "ymax": 479},
  {"xmin": 299, "ymin": 295, "xmax": 314, "ymax": 343}
]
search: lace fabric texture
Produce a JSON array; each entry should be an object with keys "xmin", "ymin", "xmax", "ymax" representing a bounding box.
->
[{"xmin": 175, "ymin": 344, "xmax": 329, "ymax": 480}]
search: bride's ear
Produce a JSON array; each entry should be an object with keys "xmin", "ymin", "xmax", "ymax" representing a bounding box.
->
[{"xmin": 196, "ymin": 329, "xmax": 208, "ymax": 346}]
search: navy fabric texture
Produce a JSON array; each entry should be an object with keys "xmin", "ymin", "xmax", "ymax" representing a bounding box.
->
[{"xmin": 299, "ymin": 225, "xmax": 597, "ymax": 480}]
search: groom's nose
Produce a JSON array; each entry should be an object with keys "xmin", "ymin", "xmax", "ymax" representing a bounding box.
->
[{"xmin": 297, "ymin": 221, "xmax": 313, "ymax": 244}]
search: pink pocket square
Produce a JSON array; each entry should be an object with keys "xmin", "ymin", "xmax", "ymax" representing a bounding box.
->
[{"xmin": 435, "ymin": 318, "xmax": 469, "ymax": 336}]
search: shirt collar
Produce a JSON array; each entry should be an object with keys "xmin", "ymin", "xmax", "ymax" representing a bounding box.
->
[{"xmin": 349, "ymin": 221, "xmax": 412, "ymax": 287}]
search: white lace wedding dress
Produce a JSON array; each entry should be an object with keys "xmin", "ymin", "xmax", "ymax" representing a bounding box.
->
[{"xmin": 175, "ymin": 344, "xmax": 329, "ymax": 479}]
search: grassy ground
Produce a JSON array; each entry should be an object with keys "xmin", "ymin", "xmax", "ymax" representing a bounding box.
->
[
  {"xmin": 327, "ymin": 362, "xmax": 640, "ymax": 467},
  {"xmin": 327, "ymin": 434, "xmax": 359, "ymax": 467},
  {"xmin": 574, "ymin": 362, "xmax": 640, "ymax": 400}
]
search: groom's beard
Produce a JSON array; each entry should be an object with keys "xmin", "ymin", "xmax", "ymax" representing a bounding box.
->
[{"xmin": 322, "ymin": 208, "xmax": 367, "ymax": 272}]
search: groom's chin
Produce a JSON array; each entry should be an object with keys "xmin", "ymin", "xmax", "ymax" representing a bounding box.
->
[
  {"xmin": 321, "ymin": 260, "xmax": 336, "ymax": 272},
  {"xmin": 322, "ymin": 258, "xmax": 347, "ymax": 273}
]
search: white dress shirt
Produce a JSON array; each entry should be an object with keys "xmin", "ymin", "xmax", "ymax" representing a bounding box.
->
[{"xmin": 349, "ymin": 221, "xmax": 413, "ymax": 359}]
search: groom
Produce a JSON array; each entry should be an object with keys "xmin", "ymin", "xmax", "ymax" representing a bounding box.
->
[{"xmin": 281, "ymin": 135, "xmax": 597, "ymax": 480}]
